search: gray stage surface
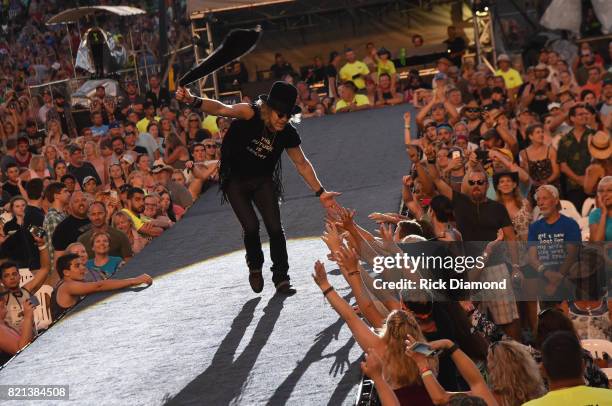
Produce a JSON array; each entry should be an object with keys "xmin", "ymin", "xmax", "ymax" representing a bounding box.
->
[{"xmin": 0, "ymin": 105, "xmax": 413, "ymax": 405}]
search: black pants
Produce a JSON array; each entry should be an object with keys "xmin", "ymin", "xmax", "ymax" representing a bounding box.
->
[{"xmin": 225, "ymin": 176, "xmax": 289, "ymax": 286}]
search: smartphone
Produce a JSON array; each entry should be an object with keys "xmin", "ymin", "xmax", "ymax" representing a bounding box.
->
[
  {"xmin": 409, "ymin": 342, "xmax": 441, "ymax": 357},
  {"xmin": 28, "ymin": 295, "xmax": 40, "ymax": 307},
  {"xmin": 110, "ymin": 190, "xmax": 118, "ymax": 200},
  {"xmin": 28, "ymin": 225, "xmax": 47, "ymax": 239},
  {"xmin": 451, "ymin": 150, "xmax": 461, "ymax": 160}
]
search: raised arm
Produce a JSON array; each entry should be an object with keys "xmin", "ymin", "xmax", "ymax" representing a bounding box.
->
[
  {"xmin": 312, "ymin": 261, "xmax": 382, "ymax": 352},
  {"xmin": 421, "ymin": 149, "xmax": 453, "ymax": 199},
  {"xmin": 175, "ymin": 87, "xmax": 254, "ymax": 120},
  {"xmin": 335, "ymin": 246, "xmax": 386, "ymax": 328}
]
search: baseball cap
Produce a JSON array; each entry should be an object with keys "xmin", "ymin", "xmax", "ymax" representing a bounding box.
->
[
  {"xmin": 497, "ymin": 54, "xmax": 511, "ymax": 63},
  {"xmin": 83, "ymin": 176, "xmax": 97, "ymax": 185},
  {"xmin": 547, "ymin": 102, "xmax": 561, "ymax": 111},
  {"xmin": 121, "ymin": 154, "xmax": 135, "ymax": 165},
  {"xmin": 535, "ymin": 63, "xmax": 548, "ymax": 71}
]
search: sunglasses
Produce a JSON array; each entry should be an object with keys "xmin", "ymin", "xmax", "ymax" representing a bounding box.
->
[
  {"xmin": 273, "ymin": 110, "xmax": 291, "ymax": 120},
  {"xmin": 205, "ymin": 144, "xmax": 217, "ymax": 149},
  {"xmin": 468, "ymin": 180, "xmax": 486, "ymax": 186},
  {"xmin": 189, "ymin": 119, "xmax": 199, "ymax": 122},
  {"xmin": 465, "ymin": 108, "xmax": 480, "ymax": 113}
]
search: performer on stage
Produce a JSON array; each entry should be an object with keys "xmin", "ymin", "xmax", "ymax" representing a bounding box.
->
[{"xmin": 176, "ymin": 81, "xmax": 340, "ymax": 295}]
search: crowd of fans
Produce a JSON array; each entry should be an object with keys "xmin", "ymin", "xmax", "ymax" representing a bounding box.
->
[
  {"xmin": 0, "ymin": 1, "xmax": 611, "ymax": 404},
  {"xmin": 305, "ymin": 34, "xmax": 612, "ymax": 405}
]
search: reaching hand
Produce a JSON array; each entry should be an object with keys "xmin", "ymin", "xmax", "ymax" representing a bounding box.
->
[
  {"xmin": 360, "ymin": 347, "xmax": 385, "ymax": 378},
  {"xmin": 338, "ymin": 207, "xmax": 356, "ymax": 230},
  {"xmin": 403, "ymin": 111, "xmax": 411, "ymax": 124},
  {"xmin": 402, "ymin": 175, "xmax": 413, "ymax": 189},
  {"xmin": 335, "ymin": 245, "xmax": 360, "ymax": 274},
  {"xmin": 377, "ymin": 223, "xmax": 395, "ymax": 244},
  {"xmin": 321, "ymin": 221, "xmax": 344, "ymax": 253},
  {"xmin": 320, "ymin": 191, "xmax": 342, "ymax": 214},
  {"xmin": 312, "ymin": 260, "xmax": 330, "ymax": 288}
]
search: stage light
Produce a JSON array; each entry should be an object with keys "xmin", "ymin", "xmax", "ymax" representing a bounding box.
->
[{"xmin": 472, "ymin": 0, "xmax": 490, "ymax": 16}]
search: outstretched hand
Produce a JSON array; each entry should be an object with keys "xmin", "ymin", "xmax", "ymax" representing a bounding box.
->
[
  {"xmin": 320, "ymin": 191, "xmax": 342, "ymax": 214},
  {"xmin": 312, "ymin": 260, "xmax": 330, "ymax": 288},
  {"xmin": 321, "ymin": 221, "xmax": 345, "ymax": 253},
  {"xmin": 335, "ymin": 245, "xmax": 360, "ymax": 275}
]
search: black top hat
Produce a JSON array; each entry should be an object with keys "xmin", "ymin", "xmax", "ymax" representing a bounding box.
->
[
  {"xmin": 492, "ymin": 171, "xmax": 519, "ymax": 190},
  {"xmin": 259, "ymin": 81, "xmax": 301, "ymax": 116}
]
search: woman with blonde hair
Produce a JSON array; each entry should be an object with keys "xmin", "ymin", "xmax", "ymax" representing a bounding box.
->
[
  {"xmin": 43, "ymin": 145, "xmax": 62, "ymax": 177},
  {"xmin": 83, "ymin": 141, "xmax": 107, "ymax": 185},
  {"xmin": 313, "ymin": 260, "xmax": 436, "ymax": 405},
  {"xmin": 487, "ymin": 340, "xmax": 545, "ymax": 406},
  {"xmin": 127, "ymin": 170, "xmax": 145, "ymax": 189},
  {"xmin": 45, "ymin": 119, "xmax": 67, "ymax": 146},
  {"xmin": 27, "ymin": 155, "xmax": 50, "ymax": 179},
  {"xmin": 112, "ymin": 211, "xmax": 148, "ymax": 254}
]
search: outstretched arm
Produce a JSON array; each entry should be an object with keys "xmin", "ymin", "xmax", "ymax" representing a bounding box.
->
[
  {"xmin": 176, "ymin": 87, "xmax": 254, "ymax": 120},
  {"xmin": 65, "ymin": 274, "xmax": 152, "ymax": 296},
  {"xmin": 312, "ymin": 261, "xmax": 382, "ymax": 352},
  {"xmin": 286, "ymin": 146, "xmax": 341, "ymax": 210}
]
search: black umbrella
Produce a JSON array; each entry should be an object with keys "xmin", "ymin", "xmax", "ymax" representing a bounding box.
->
[{"xmin": 179, "ymin": 26, "xmax": 262, "ymax": 86}]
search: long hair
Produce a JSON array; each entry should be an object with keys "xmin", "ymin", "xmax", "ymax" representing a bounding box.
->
[
  {"xmin": 488, "ymin": 340, "xmax": 545, "ymax": 406},
  {"xmin": 495, "ymin": 177, "xmax": 524, "ymax": 209},
  {"xmin": 378, "ymin": 310, "xmax": 433, "ymax": 387}
]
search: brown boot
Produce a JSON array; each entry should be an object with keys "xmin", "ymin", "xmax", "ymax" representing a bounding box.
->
[{"xmin": 249, "ymin": 270, "xmax": 264, "ymax": 293}]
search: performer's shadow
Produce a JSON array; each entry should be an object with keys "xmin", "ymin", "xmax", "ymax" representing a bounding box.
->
[
  {"xmin": 266, "ymin": 292, "xmax": 360, "ymax": 406},
  {"xmin": 164, "ymin": 294, "xmax": 286, "ymax": 406}
]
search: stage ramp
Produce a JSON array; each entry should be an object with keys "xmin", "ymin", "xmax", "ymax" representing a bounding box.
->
[{"xmin": 0, "ymin": 105, "xmax": 411, "ymax": 405}]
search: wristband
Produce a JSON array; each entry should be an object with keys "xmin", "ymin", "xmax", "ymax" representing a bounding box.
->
[
  {"xmin": 446, "ymin": 343, "xmax": 459, "ymax": 357},
  {"xmin": 315, "ymin": 187, "xmax": 325, "ymax": 197},
  {"xmin": 427, "ymin": 158, "xmax": 436, "ymax": 164},
  {"xmin": 421, "ymin": 370, "xmax": 433, "ymax": 378},
  {"xmin": 38, "ymin": 244, "xmax": 48, "ymax": 251},
  {"xmin": 190, "ymin": 97, "xmax": 203, "ymax": 109},
  {"xmin": 537, "ymin": 264, "xmax": 546, "ymax": 273},
  {"xmin": 419, "ymin": 366, "xmax": 430, "ymax": 374},
  {"xmin": 322, "ymin": 286, "xmax": 334, "ymax": 296}
]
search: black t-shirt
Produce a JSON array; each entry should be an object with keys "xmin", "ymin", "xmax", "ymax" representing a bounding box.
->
[
  {"xmin": 52, "ymin": 215, "xmax": 91, "ymax": 251},
  {"xmin": 452, "ymin": 190, "xmax": 511, "ymax": 260},
  {"xmin": 2, "ymin": 182, "xmax": 20, "ymax": 198},
  {"xmin": 220, "ymin": 103, "xmax": 301, "ymax": 180},
  {"xmin": 2, "ymin": 219, "xmax": 39, "ymax": 269},
  {"xmin": 68, "ymin": 162, "xmax": 101, "ymax": 187},
  {"xmin": 25, "ymin": 205, "xmax": 44, "ymax": 227},
  {"xmin": 323, "ymin": 64, "xmax": 338, "ymax": 94}
]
